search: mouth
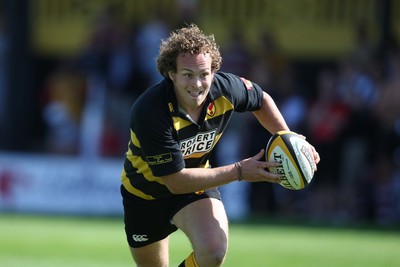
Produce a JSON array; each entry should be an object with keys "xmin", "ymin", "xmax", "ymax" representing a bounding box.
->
[{"xmin": 187, "ymin": 90, "xmax": 204, "ymax": 98}]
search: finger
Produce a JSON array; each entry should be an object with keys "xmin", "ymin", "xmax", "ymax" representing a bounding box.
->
[
  {"xmin": 264, "ymin": 161, "xmax": 282, "ymax": 168},
  {"xmin": 309, "ymin": 144, "xmax": 320, "ymax": 165},
  {"xmin": 314, "ymin": 150, "xmax": 320, "ymax": 163},
  {"xmin": 263, "ymin": 170, "xmax": 282, "ymax": 183},
  {"xmin": 261, "ymin": 162, "xmax": 282, "ymax": 182},
  {"xmin": 314, "ymin": 152, "xmax": 320, "ymax": 170}
]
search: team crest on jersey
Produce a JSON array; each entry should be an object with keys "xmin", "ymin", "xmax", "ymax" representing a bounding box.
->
[
  {"xmin": 207, "ymin": 102, "xmax": 216, "ymax": 117},
  {"xmin": 180, "ymin": 129, "xmax": 217, "ymax": 157},
  {"xmin": 240, "ymin": 77, "xmax": 253, "ymax": 90}
]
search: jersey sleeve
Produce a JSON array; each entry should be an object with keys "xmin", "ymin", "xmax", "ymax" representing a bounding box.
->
[
  {"xmin": 213, "ymin": 72, "xmax": 264, "ymax": 112},
  {"xmin": 130, "ymin": 99, "xmax": 185, "ymax": 177}
]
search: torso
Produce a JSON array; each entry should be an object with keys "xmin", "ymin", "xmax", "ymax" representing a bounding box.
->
[{"xmin": 121, "ymin": 72, "xmax": 265, "ymax": 200}]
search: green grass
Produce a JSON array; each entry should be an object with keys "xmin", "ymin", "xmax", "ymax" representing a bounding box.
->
[{"xmin": 1, "ymin": 214, "xmax": 399, "ymax": 267}]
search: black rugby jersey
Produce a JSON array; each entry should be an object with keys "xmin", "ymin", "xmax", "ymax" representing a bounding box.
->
[{"xmin": 121, "ymin": 72, "xmax": 264, "ymax": 200}]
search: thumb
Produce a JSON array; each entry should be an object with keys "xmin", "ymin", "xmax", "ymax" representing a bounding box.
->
[{"xmin": 252, "ymin": 149, "xmax": 265, "ymax": 161}]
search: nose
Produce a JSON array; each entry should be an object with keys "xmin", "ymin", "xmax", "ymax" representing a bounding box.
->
[{"xmin": 192, "ymin": 78, "xmax": 202, "ymax": 88}]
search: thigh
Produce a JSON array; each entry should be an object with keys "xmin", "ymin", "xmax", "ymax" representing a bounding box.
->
[
  {"xmin": 130, "ymin": 236, "xmax": 170, "ymax": 267},
  {"xmin": 172, "ymin": 198, "xmax": 229, "ymax": 255},
  {"xmin": 121, "ymin": 186, "xmax": 178, "ymax": 248}
]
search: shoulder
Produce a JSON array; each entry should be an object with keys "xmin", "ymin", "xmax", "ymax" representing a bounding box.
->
[
  {"xmin": 213, "ymin": 72, "xmax": 258, "ymax": 91},
  {"xmin": 211, "ymin": 72, "xmax": 262, "ymax": 96},
  {"xmin": 130, "ymin": 79, "xmax": 173, "ymax": 125},
  {"xmin": 212, "ymin": 72, "xmax": 265, "ymax": 112},
  {"xmin": 132, "ymin": 80, "xmax": 171, "ymax": 112},
  {"xmin": 213, "ymin": 72, "xmax": 242, "ymax": 86}
]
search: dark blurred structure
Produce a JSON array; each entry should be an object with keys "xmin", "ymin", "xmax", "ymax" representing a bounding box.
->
[{"xmin": 1, "ymin": 0, "xmax": 400, "ymax": 226}]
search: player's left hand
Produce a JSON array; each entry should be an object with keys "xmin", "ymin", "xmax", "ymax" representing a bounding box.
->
[{"xmin": 298, "ymin": 134, "xmax": 320, "ymax": 170}]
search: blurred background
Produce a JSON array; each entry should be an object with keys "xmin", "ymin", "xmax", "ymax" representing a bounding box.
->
[{"xmin": 0, "ymin": 0, "xmax": 399, "ymax": 227}]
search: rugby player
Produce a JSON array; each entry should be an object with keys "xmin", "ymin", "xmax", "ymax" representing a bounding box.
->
[{"xmin": 120, "ymin": 24, "xmax": 320, "ymax": 267}]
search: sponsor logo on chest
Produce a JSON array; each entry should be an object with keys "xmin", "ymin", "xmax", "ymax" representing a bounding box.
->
[{"xmin": 180, "ymin": 129, "xmax": 217, "ymax": 157}]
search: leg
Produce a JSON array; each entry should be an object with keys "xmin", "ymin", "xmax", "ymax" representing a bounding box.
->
[
  {"xmin": 173, "ymin": 198, "xmax": 229, "ymax": 267},
  {"xmin": 129, "ymin": 236, "xmax": 169, "ymax": 267},
  {"xmin": 121, "ymin": 185, "xmax": 178, "ymax": 266}
]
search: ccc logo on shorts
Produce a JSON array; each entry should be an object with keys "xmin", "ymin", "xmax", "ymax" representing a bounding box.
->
[{"xmin": 132, "ymin": 234, "xmax": 149, "ymax": 242}]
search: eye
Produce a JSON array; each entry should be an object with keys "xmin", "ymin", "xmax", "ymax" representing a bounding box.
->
[
  {"xmin": 184, "ymin": 73, "xmax": 193, "ymax": 78},
  {"xmin": 200, "ymin": 73, "xmax": 209, "ymax": 79}
]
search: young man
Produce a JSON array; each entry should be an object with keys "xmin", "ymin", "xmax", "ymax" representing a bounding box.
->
[{"xmin": 120, "ymin": 24, "xmax": 320, "ymax": 267}]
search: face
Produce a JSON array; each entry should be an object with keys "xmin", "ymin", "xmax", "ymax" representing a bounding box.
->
[{"xmin": 168, "ymin": 52, "xmax": 214, "ymax": 112}]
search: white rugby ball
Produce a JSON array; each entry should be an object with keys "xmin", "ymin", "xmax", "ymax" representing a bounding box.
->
[{"xmin": 266, "ymin": 131, "xmax": 316, "ymax": 190}]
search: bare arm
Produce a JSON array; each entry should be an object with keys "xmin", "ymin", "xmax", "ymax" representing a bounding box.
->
[
  {"xmin": 161, "ymin": 150, "xmax": 281, "ymax": 194},
  {"xmin": 254, "ymin": 91, "xmax": 320, "ymax": 166},
  {"xmin": 252, "ymin": 91, "xmax": 290, "ymax": 133}
]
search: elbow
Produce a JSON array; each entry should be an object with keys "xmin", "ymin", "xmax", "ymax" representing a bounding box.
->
[
  {"xmin": 161, "ymin": 173, "xmax": 186, "ymax": 194},
  {"xmin": 165, "ymin": 183, "xmax": 184, "ymax": 194}
]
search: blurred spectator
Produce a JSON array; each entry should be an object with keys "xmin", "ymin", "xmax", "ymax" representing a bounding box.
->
[
  {"xmin": 220, "ymin": 29, "xmax": 251, "ymax": 77},
  {"xmin": 352, "ymin": 22, "xmax": 375, "ymax": 71},
  {"xmin": 252, "ymin": 30, "xmax": 290, "ymax": 96},
  {"xmin": 367, "ymin": 153, "xmax": 400, "ymax": 225},
  {"xmin": 79, "ymin": 7, "xmax": 126, "ymax": 77},
  {"xmin": 335, "ymin": 24, "xmax": 379, "ymax": 183},
  {"xmin": 274, "ymin": 66, "xmax": 307, "ymax": 133},
  {"xmin": 41, "ymin": 60, "xmax": 86, "ymax": 154},
  {"xmin": 336, "ymin": 56, "xmax": 379, "ymax": 189},
  {"xmin": 306, "ymin": 68, "xmax": 350, "ymax": 185},
  {"xmin": 374, "ymin": 53, "xmax": 400, "ymax": 134},
  {"xmin": 77, "ymin": 7, "xmax": 136, "ymax": 157},
  {"xmin": 336, "ymin": 56, "xmax": 378, "ymax": 111},
  {"xmin": 79, "ymin": 74, "xmax": 106, "ymax": 158},
  {"xmin": 134, "ymin": 14, "xmax": 170, "ymax": 86},
  {"xmin": 176, "ymin": 0, "xmax": 200, "ymax": 27},
  {"xmin": 371, "ymin": 48, "xmax": 400, "ymax": 224}
]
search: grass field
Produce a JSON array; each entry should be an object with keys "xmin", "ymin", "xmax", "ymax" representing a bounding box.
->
[{"xmin": 1, "ymin": 213, "xmax": 400, "ymax": 267}]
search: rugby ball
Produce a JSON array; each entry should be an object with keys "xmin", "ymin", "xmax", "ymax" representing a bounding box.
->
[{"xmin": 266, "ymin": 131, "xmax": 316, "ymax": 190}]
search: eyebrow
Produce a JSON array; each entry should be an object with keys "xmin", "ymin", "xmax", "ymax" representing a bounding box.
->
[{"xmin": 180, "ymin": 68, "xmax": 210, "ymax": 73}]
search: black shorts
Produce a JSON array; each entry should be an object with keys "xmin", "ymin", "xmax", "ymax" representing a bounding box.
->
[{"xmin": 121, "ymin": 185, "xmax": 221, "ymax": 248}]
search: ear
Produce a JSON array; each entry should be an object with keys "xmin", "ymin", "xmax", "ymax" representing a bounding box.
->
[{"xmin": 168, "ymin": 71, "xmax": 175, "ymax": 81}]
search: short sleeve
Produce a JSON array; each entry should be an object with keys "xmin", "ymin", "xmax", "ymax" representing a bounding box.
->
[{"xmin": 212, "ymin": 72, "xmax": 264, "ymax": 112}]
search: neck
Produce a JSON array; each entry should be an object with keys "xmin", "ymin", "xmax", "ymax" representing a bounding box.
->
[{"xmin": 179, "ymin": 104, "xmax": 204, "ymax": 124}]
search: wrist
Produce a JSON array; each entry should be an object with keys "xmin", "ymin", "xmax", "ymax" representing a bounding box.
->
[{"xmin": 234, "ymin": 162, "xmax": 244, "ymax": 181}]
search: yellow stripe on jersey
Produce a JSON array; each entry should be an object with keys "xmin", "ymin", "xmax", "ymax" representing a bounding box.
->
[
  {"xmin": 129, "ymin": 152, "xmax": 165, "ymax": 184},
  {"xmin": 131, "ymin": 130, "xmax": 141, "ymax": 148},
  {"xmin": 205, "ymin": 96, "xmax": 234, "ymax": 120},
  {"xmin": 127, "ymin": 134, "xmax": 165, "ymax": 185},
  {"xmin": 130, "ymin": 130, "xmax": 163, "ymax": 184},
  {"xmin": 121, "ymin": 131, "xmax": 167, "ymax": 199},
  {"xmin": 121, "ymin": 169, "xmax": 155, "ymax": 200},
  {"xmin": 173, "ymin": 116, "xmax": 192, "ymax": 130}
]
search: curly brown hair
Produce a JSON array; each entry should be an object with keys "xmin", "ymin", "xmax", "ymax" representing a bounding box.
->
[{"xmin": 157, "ymin": 24, "xmax": 222, "ymax": 78}]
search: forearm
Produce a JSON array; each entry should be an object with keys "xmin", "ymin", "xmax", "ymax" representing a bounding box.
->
[
  {"xmin": 161, "ymin": 149, "xmax": 283, "ymax": 194},
  {"xmin": 161, "ymin": 164, "xmax": 239, "ymax": 194}
]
